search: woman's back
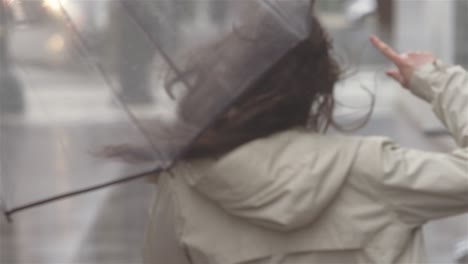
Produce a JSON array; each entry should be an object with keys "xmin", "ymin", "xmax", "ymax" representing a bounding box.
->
[{"xmin": 144, "ymin": 59, "xmax": 468, "ymax": 264}]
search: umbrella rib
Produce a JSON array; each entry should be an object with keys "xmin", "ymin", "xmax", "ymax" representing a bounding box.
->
[
  {"xmin": 3, "ymin": 0, "xmax": 307, "ymax": 218},
  {"xmin": 260, "ymin": 0, "xmax": 308, "ymax": 39},
  {"xmin": 4, "ymin": 2, "xmax": 217, "ymax": 218},
  {"xmin": 2, "ymin": 1, "xmax": 188, "ymax": 219},
  {"xmin": 56, "ymin": 1, "xmax": 162, "ymax": 159},
  {"xmin": 3, "ymin": 168, "xmax": 163, "ymax": 221},
  {"xmin": 117, "ymin": 1, "xmax": 229, "ymax": 165},
  {"xmin": 118, "ymin": 1, "xmax": 194, "ymax": 96}
]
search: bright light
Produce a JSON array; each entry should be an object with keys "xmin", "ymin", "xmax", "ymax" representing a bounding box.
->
[{"xmin": 42, "ymin": 0, "xmax": 62, "ymax": 14}]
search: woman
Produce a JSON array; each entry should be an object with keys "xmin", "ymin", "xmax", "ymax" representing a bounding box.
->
[{"xmin": 143, "ymin": 7, "xmax": 468, "ymax": 264}]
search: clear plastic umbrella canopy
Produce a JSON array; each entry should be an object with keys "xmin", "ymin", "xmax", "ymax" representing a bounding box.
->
[{"xmin": 0, "ymin": 0, "xmax": 311, "ymax": 219}]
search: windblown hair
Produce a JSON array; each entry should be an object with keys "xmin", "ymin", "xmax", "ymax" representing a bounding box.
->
[
  {"xmin": 182, "ymin": 14, "xmax": 340, "ymax": 159},
  {"xmin": 101, "ymin": 3, "xmax": 342, "ymax": 163}
]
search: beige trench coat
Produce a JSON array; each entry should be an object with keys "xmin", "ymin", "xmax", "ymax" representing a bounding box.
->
[{"xmin": 144, "ymin": 61, "xmax": 468, "ymax": 264}]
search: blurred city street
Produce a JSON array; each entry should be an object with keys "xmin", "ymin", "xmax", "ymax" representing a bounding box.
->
[{"xmin": 0, "ymin": 0, "xmax": 467, "ymax": 264}]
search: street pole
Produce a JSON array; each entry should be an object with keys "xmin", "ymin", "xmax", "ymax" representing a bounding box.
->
[{"xmin": 0, "ymin": 0, "xmax": 24, "ymax": 113}]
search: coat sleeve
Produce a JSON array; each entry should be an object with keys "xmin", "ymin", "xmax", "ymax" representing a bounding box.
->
[{"xmin": 356, "ymin": 61, "xmax": 468, "ymax": 226}]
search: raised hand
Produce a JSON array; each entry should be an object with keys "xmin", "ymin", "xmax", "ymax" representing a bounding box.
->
[{"xmin": 369, "ymin": 35, "xmax": 436, "ymax": 89}]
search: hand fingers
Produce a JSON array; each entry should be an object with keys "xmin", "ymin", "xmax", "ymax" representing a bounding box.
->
[
  {"xmin": 370, "ymin": 35, "xmax": 406, "ymax": 67},
  {"xmin": 386, "ymin": 69, "xmax": 405, "ymax": 86},
  {"xmin": 407, "ymin": 51, "xmax": 432, "ymax": 58},
  {"xmin": 407, "ymin": 52, "xmax": 436, "ymax": 64}
]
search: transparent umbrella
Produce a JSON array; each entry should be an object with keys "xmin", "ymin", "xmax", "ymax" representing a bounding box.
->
[{"xmin": 0, "ymin": 0, "xmax": 311, "ymax": 221}]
